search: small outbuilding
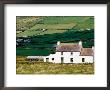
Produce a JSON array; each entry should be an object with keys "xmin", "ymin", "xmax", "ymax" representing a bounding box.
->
[{"xmin": 26, "ymin": 56, "xmax": 45, "ymax": 61}]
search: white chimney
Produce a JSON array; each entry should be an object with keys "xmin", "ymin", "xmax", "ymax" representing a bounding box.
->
[
  {"xmin": 92, "ymin": 46, "xmax": 94, "ymax": 56},
  {"xmin": 57, "ymin": 41, "xmax": 60, "ymax": 45},
  {"xmin": 79, "ymin": 41, "xmax": 82, "ymax": 47},
  {"xmin": 92, "ymin": 46, "xmax": 94, "ymax": 51}
]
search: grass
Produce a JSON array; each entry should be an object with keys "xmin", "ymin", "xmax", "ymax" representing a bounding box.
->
[
  {"xmin": 16, "ymin": 48, "xmax": 51, "ymax": 56},
  {"xmin": 16, "ymin": 61, "xmax": 94, "ymax": 74},
  {"xmin": 17, "ymin": 29, "xmax": 67, "ymax": 37},
  {"xmin": 16, "ymin": 16, "xmax": 94, "ymax": 37},
  {"xmin": 16, "ymin": 56, "xmax": 94, "ymax": 74},
  {"xmin": 30, "ymin": 23, "xmax": 76, "ymax": 30},
  {"xmin": 16, "ymin": 16, "xmax": 45, "ymax": 31},
  {"xmin": 17, "ymin": 23, "xmax": 75, "ymax": 37},
  {"xmin": 16, "ymin": 30, "xmax": 94, "ymax": 56},
  {"xmin": 38, "ymin": 16, "xmax": 91, "ymax": 24}
]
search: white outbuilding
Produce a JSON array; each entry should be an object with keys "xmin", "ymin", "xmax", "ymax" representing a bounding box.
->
[{"xmin": 26, "ymin": 56, "xmax": 45, "ymax": 61}]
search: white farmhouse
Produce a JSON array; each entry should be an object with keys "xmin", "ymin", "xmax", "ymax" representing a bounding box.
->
[{"xmin": 44, "ymin": 41, "xmax": 94, "ymax": 63}]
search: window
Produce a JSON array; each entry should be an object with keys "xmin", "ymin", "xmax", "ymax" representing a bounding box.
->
[
  {"xmin": 70, "ymin": 58, "xmax": 73, "ymax": 62},
  {"xmin": 46, "ymin": 58, "xmax": 49, "ymax": 60},
  {"xmin": 46, "ymin": 58, "xmax": 49, "ymax": 62},
  {"xmin": 82, "ymin": 58, "xmax": 85, "ymax": 62},
  {"xmin": 52, "ymin": 58, "xmax": 54, "ymax": 60},
  {"xmin": 71, "ymin": 52, "xmax": 73, "ymax": 55},
  {"xmin": 61, "ymin": 52, "xmax": 63, "ymax": 55}
]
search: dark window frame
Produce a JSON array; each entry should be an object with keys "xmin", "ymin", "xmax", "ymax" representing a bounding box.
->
[
  {"xmin": 82, "ymin": 58, "xmax": 85, "ymax": 62},
  {"xmin": 52, "ymin": 58, "xmax": 54, "ymax": 60},
  {"xmin": 71, "ymin": 52, "xmax": 73, "ymax": 55},
  {"xmin": 46, "ymin": 58, "xmax": 49, "ymax": 60},
  {"xmin": 70, "ymin": 58, "xmax": 73, "ymax": 62},
  {"xmin": 46, "ymin": 58, "xmax": 49, "ymax": 62}
]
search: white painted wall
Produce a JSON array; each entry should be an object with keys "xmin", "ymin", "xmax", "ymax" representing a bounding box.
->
[
  {"xmin": 44, "ymin": 52, "xmax": 94, "ymax": 63},
  {"xmin": 80, "ymin": 56, "xmax": 94, "ymax": 63}
]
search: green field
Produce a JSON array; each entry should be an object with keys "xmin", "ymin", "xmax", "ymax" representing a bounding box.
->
[
  {"xmin": 16, "ymin": 30, "xmax": 94, "ymax": 56},
  {"xmin": 16, "ymin": 16, "xmax": 94, "ymax": 37},
  {"xmin": 16, "ymin": 16, "xmax": 94, "ymax": 56},
  {"xmin": 16, "ymin": 48, "xmax": 52, "ymax": 56}
]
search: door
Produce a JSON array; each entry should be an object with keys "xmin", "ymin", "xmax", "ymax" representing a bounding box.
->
[
  {"xmin": 61, "ymin": 57, "xmax": 64, "ymax": 63},
  {"xmin": 46, "ymin": 58, "xmax": 49, "ymax": 62}
]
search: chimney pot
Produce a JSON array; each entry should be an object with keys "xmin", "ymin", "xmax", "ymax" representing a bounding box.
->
[
  {"xmin": 57, "ymin": 41, "xmax": 60, "ymax": 45},
  {"xmin": 79, "ymin": 41, "xmax": 82, "ymax": 47}
]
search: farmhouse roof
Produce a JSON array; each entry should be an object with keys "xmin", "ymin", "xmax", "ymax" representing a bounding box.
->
[
  {"xmin": 80, "ymin": 48, "xmax": 93, "ymax": 56},
  {"xmin": 56, "ymin": 41, "xmax": 93, "ymax": 56},
  {"xmin": 56, "ymin": 43, "xmax": 81, "ymax": 52}
]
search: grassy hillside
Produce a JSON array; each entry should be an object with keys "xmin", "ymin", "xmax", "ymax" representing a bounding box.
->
[
  {"xmin": 16, "ymin": 16, "xmax": 94, "ymax": 37},
  {"xmin": 16, "ymin": 30, "xmax": 94, "ymax": 56},
  {"xmin": 16, "ymin": 16, "xmax": 94, "ymax": 56}
]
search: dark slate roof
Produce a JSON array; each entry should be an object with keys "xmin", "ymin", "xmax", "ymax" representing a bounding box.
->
[
  {"xmin": 80, "ymin": 48, "xmax": 93, "ymax": 56},
  {"xmin": 56, "ymin": 43, "xmax": 81, "ymax": 52}
]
